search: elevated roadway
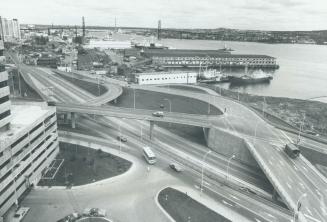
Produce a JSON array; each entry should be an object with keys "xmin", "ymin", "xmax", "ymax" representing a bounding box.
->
[
  {"xmin": 133, "ymin": 85, "xmax": 327, "ymax": 221},
  {"xmin": 6, "ymin": 52, "xmax": 123, "ymax": 105},
  {"xmin": 8, "ymin": 51, "xmax": 327, "ymax": 221},
  {"xmin": 56, "ymin": 102, "xmax": 214, "ymax": 128}
]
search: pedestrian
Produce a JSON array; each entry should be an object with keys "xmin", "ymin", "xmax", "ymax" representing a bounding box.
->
[
  {"xmin": 147, "ymin": 166, "xmax": 150, "ymax": 172},
  {"xmin": 224, "ymin": 107, "xmax": 227, "ymax": 113}
]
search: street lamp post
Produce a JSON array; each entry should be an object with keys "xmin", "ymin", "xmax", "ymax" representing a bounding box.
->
[
  {"xmin": 140, "ymin": 124, "xmax": 143, "ymax": 142},
  {"xmin": 226, "ymin": 154, "xmax": 236, "ymax": 185},
  {"xmin": 253, "ymin": 120, "xmax": 265, "ymax": 144},
  {"xmin": 118, "ymin": 119, "xmax": 126, "ymax": 154},
  {"xmin": 118, "ymin": 123, "xmax": 121, "ymax": 153},
  {"xmin": 164, "ymin": 98, "xmax": 172, "ymax": 112},
  {"xmin": 200, "ymin": 150, "xmax": 212, "ymax": 193},
  {"xmin": 133, "ymin": 88, "xmax": 136, "ymax": 109},
  {"xmin": 97, "ymin": 77, "xmax": 101, "ymax": 96},
  {"xmin": 294, "ymin": 193, "xmax": 307, "ymax": 222},
  {"xmin": 297, "ymin": 113, "xmax": 306, "ymax": 144},
  {"xmin": 262, "ymin": 97, "xmax": 266, "ymax": 117},
  {"xmin": 208, "ymin": 95, "xmax": 211, "ymax": 114}
]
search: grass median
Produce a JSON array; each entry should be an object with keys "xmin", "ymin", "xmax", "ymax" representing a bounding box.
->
[
  {"xmin": 158, "ymin": 187, "xmax": 231, "ymax": 222},
  {"xmin": 38, "ymin": 142, "xmax": 132, "ymax": 187},
  {"xmin": 110, "ymin": 87, "xmax": 222, "ymax": 145}
]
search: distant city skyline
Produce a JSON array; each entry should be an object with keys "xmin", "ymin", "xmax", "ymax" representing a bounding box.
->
[{"xmin": 1, "ymin": 0, "xmax": 327, "ymax": 31}]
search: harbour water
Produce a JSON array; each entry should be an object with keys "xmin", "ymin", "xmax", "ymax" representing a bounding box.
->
[
  {"xmin": 160, "ymin": 39, "xmax": 327, "ymax": 103},
  {"xmin": 92, "ymin": 31, "xmax": 327, "ymax": 102}
]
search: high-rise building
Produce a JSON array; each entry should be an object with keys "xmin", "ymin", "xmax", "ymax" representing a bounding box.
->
[
  {"xmin": 0, "ymin": 35, "xmax": 59, "ymax": 218},
  {"xmin": 0, "ymin": 17, "xmax": 21, "ymax": 43},
  {"xmin": 0, "ymin": 31, "xmax": 11, "ymax": 130}
]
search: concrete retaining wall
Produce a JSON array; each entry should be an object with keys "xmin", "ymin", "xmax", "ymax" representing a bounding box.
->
[
  {"xmin": 299, "ymin": 145, "xmax": 327, "ymax": 167},
  {"xmin": 206, "ymin": 127, "xmax": 259, "ymax": 168}
]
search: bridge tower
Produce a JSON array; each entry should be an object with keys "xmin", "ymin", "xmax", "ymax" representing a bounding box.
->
[
  {"xmin": 115, "ymin": 17, "xmax": 117, "ymax": 32},
  {"xmin": 157, "ymin": 20, "xmax": 161, "ymax": 40},
  {"xmin": 74, "ymin": 25, "xmax": 77, "ymax": 38},
  {"xmin": 82, "ymin": 16, "xmax": 86, "ymax": 37}
]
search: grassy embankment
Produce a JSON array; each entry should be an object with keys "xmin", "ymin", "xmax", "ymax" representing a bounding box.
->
[
  {"xmin": 199, "ymin": 84, "xmax": 327, "ymax": 137},
  {"xmin": 158, "ymin": 187, "xmax": 231, "ymax": 222},
  {"xmin": 110, "ymin": 87, "xmax": 222, "ymax": 145},
  {"xmin": 38, "ymin": 142, "xmax": 131, "ymax": 187},
  {"xmin": 54, "ymin": 71, "xmax": 108, "ymax": 96}
]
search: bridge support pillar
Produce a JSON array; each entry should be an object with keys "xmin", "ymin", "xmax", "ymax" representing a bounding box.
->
[
  {"xmin": 71, "ymin": 112, "xmax": 76, "ymax": 129},
  {"xmin": 63, "ymin": 113, "xmax": 68, "ymax": 124},
  {"xmin": 149, "ymin": 121, "xmax": 154, "ymax": 140},
  {"xmin": 203, "ymin": 127, "xmax": 210, "ymax": 146},
  {"xmin": 272, "ymin": 189, "xmax": 278, "ymax": 201}
]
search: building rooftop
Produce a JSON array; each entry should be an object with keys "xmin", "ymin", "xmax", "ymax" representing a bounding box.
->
[
  {"xmin": 0, "ymin": 102, "xmax": 55, "ymax": 146},
  {"xmin": 143, "ymin": 49, "xmax": 275, "ymax": 59},
  {"xmin": 135, "ymin": 71, "xmax": 196, "ymax": 76}
]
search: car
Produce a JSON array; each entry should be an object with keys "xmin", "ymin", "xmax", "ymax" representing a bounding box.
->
[
  {"xmin": 169, "ymin": 163, "xmax": 183, "ymax": 172},
  {"xmin": 152, "ymin": 111, "xmax": 164, "ymax": 117},
  {"xmin": 239, "ymin": 187, "xmax": 256, "ymax": 195},
  {"xmin": 83, "ymin": 208, "xmax": 106, "ymax": 217},
  {"xmin": 12, "ymin": 207, "xmax": 30, "ymax": 222},
  {"xmin": 117, "ymin": 135, "xmax": 127, "ymax": 142}
]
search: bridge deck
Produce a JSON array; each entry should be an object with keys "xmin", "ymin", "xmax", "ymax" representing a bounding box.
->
[{"xmin": 56, "ymin": 103, "xmax": 214, "ymax": 128}]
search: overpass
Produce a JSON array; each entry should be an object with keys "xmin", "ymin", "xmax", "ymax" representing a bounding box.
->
[
  {"xmin": 52, "ymin": 70, "xmax": 123, "ymax": 105},
  {"xmin": 6, "ymin": 52, "xmax": 123, "ymax": 105},
  {"xmin": 56, "ymin": 102, "xmax": 215, "ymax": 139},
  {"xmin": 8, "ymin": 51, "xmax": 327, "ymax": 221},
  {"xmin": 133, "ymin": 85, "xmax": 327, "ymax": 221}
]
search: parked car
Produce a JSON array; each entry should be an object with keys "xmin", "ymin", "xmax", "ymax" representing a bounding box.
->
[
  {"xmin": 117, "ymin": 135, "xmax": 127, "ymax": 142},
  {"xmin": 152, "ymin": 111, "xmax": 164, "ymax": 117},
  {"xmin": 83, "ymin": 208, "xmax": 106, "ymax": 217},
  {"xmin": 12, "ymin": 207, "xmax": 30, "ymax": 222},
  {"xmin": 169, "ymin": 163, "xmax": 183, "ymax": 172}
]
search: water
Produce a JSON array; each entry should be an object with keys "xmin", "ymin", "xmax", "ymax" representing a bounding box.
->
[
  {"xmin": 90, "ymin": 31, "xmax": 327, "ymax": 102},
  {"xmin": 159, "ymin": 39, "xmax": 327, "ymax": 102}
]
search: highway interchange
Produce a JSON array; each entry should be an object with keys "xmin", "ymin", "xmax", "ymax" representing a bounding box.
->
[{"xmin": 7, "ymin": 52, "xmax": 327, "ymax": 222}]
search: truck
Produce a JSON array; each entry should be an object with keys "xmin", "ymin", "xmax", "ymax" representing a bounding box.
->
[{"xmin": 284, "ymin": 143, "xmax": 300, "ymax": 159}]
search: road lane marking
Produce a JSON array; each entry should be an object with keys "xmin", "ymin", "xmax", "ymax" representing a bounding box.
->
[
  {"xmin": 222, "ymin": 200, "xmax": 234, "ymax": 207},
  {"xmin": 229, "ymin": 195, "xmax": 239, "ymax": 201}
]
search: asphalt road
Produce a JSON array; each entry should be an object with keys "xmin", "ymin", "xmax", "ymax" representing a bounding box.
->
[
  {"xmin": 8, "ymin": 53, "xmax": 325, "ymax": 221},
  {"xmin": 132, "ymin": 84, "xmax": 327, "ymax": 221}
]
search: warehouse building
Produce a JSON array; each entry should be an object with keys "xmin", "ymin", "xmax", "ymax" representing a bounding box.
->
[
  {"xmin": 134, "ymin": 71, "xmax": 197, "ymax": 85},
  {"xmin": 143, "ymin": 49, "xmax": 278, "ymax": 68},
  {"xmin": 0, "ymin": 36, "xmax": 59, "ymax": 218}
]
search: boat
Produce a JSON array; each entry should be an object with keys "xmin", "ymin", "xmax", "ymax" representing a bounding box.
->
[
  {"xmin": 198, "ymin": 69, "xmax": 229, "ymax": 83},
  {"xmin": 102, "ymin": 31, "xmax": 113, "ymax": 41},
  {"xmin": 229, "ymin": 69, "xmax": 273, "ymax": 85}
]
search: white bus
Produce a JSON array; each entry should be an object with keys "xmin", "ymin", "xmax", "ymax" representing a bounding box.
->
[{"xmin": 142, "ymin": 146, "xmax": 156, "ymax": 164}]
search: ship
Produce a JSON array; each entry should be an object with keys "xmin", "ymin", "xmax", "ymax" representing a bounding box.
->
[
  {"xmin": 198, "ymin": 69, "xmax": 229, "ymax": 83},
  {"xmin": 229, "ymin": 69, "xmax": 273, "ymax": 85}
]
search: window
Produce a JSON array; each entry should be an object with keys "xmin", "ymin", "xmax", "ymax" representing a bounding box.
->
[
  {"xmin": 11, "ymin": 133, "xmax": 28, "ymax": 151},
  {"xmin": 30, "ymin": 122, "xmax": 43, "ymax": 135},
  {"xmin": 0, "ymin": 81, "xmax": 7, "ymax": 89},
  {"xmin": 0, "ymin": 110, "xmax": 10, "ymax": 120},
  {"xmin": 0, "ymin": 96, "xmax": 9, "ymax": 104}
]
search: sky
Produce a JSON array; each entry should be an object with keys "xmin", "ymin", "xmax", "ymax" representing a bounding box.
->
[{"xmin": 1, "ymin": 0, "xmax": 327, "ymax": 31}]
